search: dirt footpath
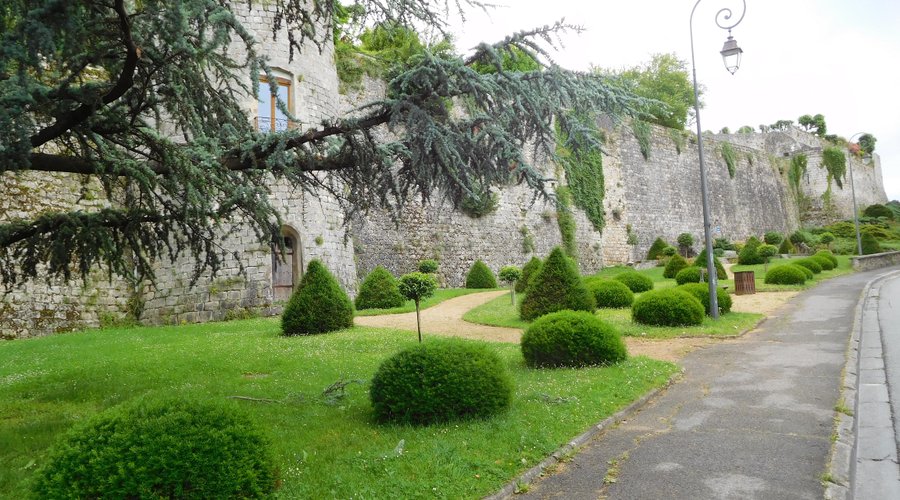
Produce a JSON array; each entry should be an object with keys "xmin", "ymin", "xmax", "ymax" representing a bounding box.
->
[{"xmin": 354, "ymin": 289, "xmax": 798, "ymax": 363}]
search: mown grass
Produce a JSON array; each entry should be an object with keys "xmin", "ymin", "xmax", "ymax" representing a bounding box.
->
[
  {"xmin": 355, "ymin": 288, "xmax": 495, "ymax": 316},
  {"xmin": 464, "ymin": 292, "xmax": 762, "ymax": 339},
  {"xmin": 0, "ymin": 320, "xmax": 676, "ymax": 498},
  {"xmin": 731, "ymin": 254, "xmax": 853, "ymax": 291}
]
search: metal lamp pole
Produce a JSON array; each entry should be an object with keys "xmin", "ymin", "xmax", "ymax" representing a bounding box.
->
[
  {"xmin": 847, "ymin": 132, "xmax": 865, "ymax": 255},
  {"xmin": 689, "ymin": 0, "xmax": 746, "ymax": 320}
]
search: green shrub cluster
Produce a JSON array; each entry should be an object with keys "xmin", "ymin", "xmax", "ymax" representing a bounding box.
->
[
  {"xmin": 33, "ymin": 397, "xmax": 278, "ymax": 499},
  {"xmin": 516, "ymin": 257, "xmax": 542, "ymax": 293},
  {"xmin": 585, "ymin": 279, "xmax": 634, "ymax": 308},
  {"xmin": 646, "ymin": 237, "xmax": 668, "ymax": 260},
  {"xmin": 737, "ymin": 236, "xmax": 764, "ymax": 265},
  {"xmin": 863, "ymin": 203, "xmax": 894, "ymax": 220},
  {"xmin": 811, "ymin": 255, "xmax": 834, "ymax": 271},
  {"xmin": 663, "ymin": 254, "xmax": 689, "ymax": 279},
  {"xmin": 355, "ymin": 266, "xmax": 405, "ymax": 310},
  {"xmin": 521, "ymin": 311, "xmax": 628, "ymax": 368},
  {"xmin": 499, "ymin": 266, "xmax": 522, "ymax": 284},
  {"xmin": 764, "ymin": 265, "xmax": 807, "ymax": 285},
  {"xmin": 778, "ymin": 238, "xmax": 795, "ymax": 254},
  {"xmin": 764, "ymin": 231, "xmax": 784, "ymax": 245},
  {"xmin": 692, "ymin": 248, "xmax": 727, "ymax": 280},
  {"xmin": 613, "ymin": 271, "xmax": 654, "ymax": 293},
  {"xmin": 282, "ymin": 260, "xmax": 354, "ymax": 335},
  {"xmin": 465, "ymin": 260, "xmax": 497, "ymax": 288},
  {"xmin": 794, "ymin": 258, "xmax": 822, "ymax": 274},
  {"xmin": 632, "ymin": 289, "xmax": 704, "ymax": 327},
  {"xmin": 675, "ymin": 266, "xmax": 703, "ymax": 285},
  {"xmin": 677, "ymin": 283, "xmax": 732, "ymax": 316},
  {"xmin": 418, "ymin": 259, "xmax": 439, "ymax": 273},
  {"xmin": 369, "ymin": 340, "xmax": 514, "ymax": 425},
  {"xmin": 520, "ymin": 248, "xmax": 595, "ymax": 320},
  {"xmin": 861, "ymin": 233, "xmax": 882, "ymax": 255},
  {"xmin": 816, "ymin": 250, "xmax": 838, "ymax": 267}
]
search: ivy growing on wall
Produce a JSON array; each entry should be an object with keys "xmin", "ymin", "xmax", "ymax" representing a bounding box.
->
[
  {"xmin": 721, "ymin": 142, "xmax": 737, "ymax": 178},
  {"xmin": 557, "ymin": 139, "xmax": 605, "ymax": 233},
  {"xmin": 519, "ymin": 225, "xmax": 536, "ymax": 254},
  {"xmin": 822, "ymin": 146, "xmax": 847, "ymax": 189},
  {"xmin": 555, "ymin": 187, "xmax": 578, "ymax": 259},
  {"xmin": 668, "ymin": 128, "xmax": 686, "ymax": 155},
  {"xmin": 787, "ymin": 154, "xmax": 807, "ymax": 194},
  {"xmin": 632, "ymin": 119, "xmax": 652, "ymax": 160}
]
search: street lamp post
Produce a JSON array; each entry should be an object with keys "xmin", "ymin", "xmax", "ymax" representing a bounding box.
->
[
  {"xmin": 847, "ymin": 132, "xmax": 865, "ymax": 255},
  {"xmin": 689, "ymin": 0, "xmax": 746, "ymax": 320}
]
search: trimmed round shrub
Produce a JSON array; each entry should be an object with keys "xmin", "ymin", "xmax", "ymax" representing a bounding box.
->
[
  {"xmin": 815, "ymin": 250, "xmax": 839, "ymax": 268},
  {"xmin": 758, "ymin": 244, "xmax": 779, "ymax": 263},
  {"xmin": 632, "ymin": 289, "xmax": 704, "ymax": 327},
  {"xmin": 499, "ymin": 265, "xmax": 522, "ymax": 285},
  {"xmin": 737, "ymin": 236, "xmax": 764, "ymax": 265},
  {"xmin": 765, "ymin": 265, "xmax": 807, "ymax": 285},
  {"xmin": 418, "ymin": 259, "xmax": 439, "ymax": 273},
  {"xmin": 520, "ymin": 247, "xmax": 595, "ymax": 321},
  {"xmin": 863, "ymin": 203, "xmax": 894, "ymax": 220},
  {"xmin": 764, "ymin": 231, "xmax": 784, "ymax": 245},
  {"xmin": 355, "ymin": 266, "xmax": 405, "ymax": 310},
  {"xmin": 663, "ymin": 254, "xmax": 689, "ymax": 279},
  {"xmin": 677, "ymin": 283, "xmax": 733, "ymax": 315},
  {"xmin": 646, "ymin": 237, "xmax": 669, "ymax": 260},
  {"xmin": 861, "ymin": 232, "xmax": 882, "ymax": 255},
  {"xmin": 466, "ymin": 260, "xmax": 497, "ymax": 289},
  {"xmin": 521, "ymin": 310, "xmax": 628, "ymax": 368},
  {"xmin": 675, "ymin": 266, "xmax": 703, "ymax": 285},
  {"xmin": 398, "ymin": 272, "xmax": 438, "ymax": 303},
  {"xmin": 586, "ymin": 279, "xmax": 634, "ymax": 308},
  {"xmin": 795, "ymin": 258, "xmax": 822, "ymax": 274},
  {"xmin": 692, "ymin": 248, "xmax": 727, "ymax": 280},
  {"xmin": 516, "ymin": 257, "xmax": 543, "ymax": 293},
  {"xmin": 282, "ymin": 260, "xmax": 353, "ymax": 335},
  {"xmin": 811, "ymin": 255, "xmax": 835, "ymax": 271},
  {"xmin": 819, "ymin": 232, "xmax": 835, "ymax": 247},
  {"xmin": 33, "ymin": 397, "xmax": 278, "ymax": 499},
  {"xmin": 662, "ymin": 246, "xmax": 677, "ymax": 257},
  {"xmin": 369, "ymin": 340, "xmax": 513, "ymax": 425},
  {"xmin": 613, "ymin": 270, "xmax": 654, "ymax": 293},
  {"xmin": 793, "ymin": 263, "xmax": 814, "ymax": 280},
  {"xmin": 778, "ymin": 238, "xmax": 795, "ymax": 254}
]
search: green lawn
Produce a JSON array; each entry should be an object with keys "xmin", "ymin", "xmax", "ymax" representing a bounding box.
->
[
  {"xmin": 464, "ymin": 292, "xmax": 763, "ymax": 339},
  {"xmin": 355, "ymin": 288, "xmax": 496, "ymax": 316},
  {"xmin": 731, "ymin": 254, "xmax": 854, "ymax": 291},
  {"xmin": 0, "ymin": 320, "xmax": 676, "ymax": 498}
]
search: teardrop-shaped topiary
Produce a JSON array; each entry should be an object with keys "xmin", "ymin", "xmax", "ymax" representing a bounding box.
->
[
  {"xmin": 778, "ymin": 238, "xmax": 795, "ymax": 255},
  {"xmin": 282, "ymin": 260, "xmax": 354, "ymax": 335},
  {"xmin": 465, "ymin": 260, "xmax": 498, "ymax": 288},
  {"xmin": 516, "ymin": 257, "xmax": 543, "ymax": 293},
  {"xmin": 355, "ymin": 266, "xmax": 406, "ymax": 310},
  {"xmin": 692, "ymin": 248, "xmax": 728, "ymax": 280},
  {"xmin": 738, "ymin": 236, "xmax": 765, "ymax": 265},
  {"xmin": 663, "ymin": 254, "xmax": 689, "ymax": 279},
  {"xmin": 520, "ymin": 247, "xmax": 595, "ymax": 321},
  {"xmin": 646, "ymin": 237, "xmax": 668, "ymax": 260}
]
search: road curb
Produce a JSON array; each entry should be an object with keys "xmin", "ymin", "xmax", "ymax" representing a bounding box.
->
[{"xmin": 485, "ymin": 372, "xmax": 681, "ymax": 500}]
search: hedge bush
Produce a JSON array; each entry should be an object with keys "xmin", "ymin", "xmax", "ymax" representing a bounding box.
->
[
  {"xmin": 764, "ymin": 231, "xmax": 784, "ymax": 245},
  {"xmin": 692, "ymin": 248, "xmax": 727, "ymax": 280},
  {"xmin": 646, "ymin": 237, "xmax": 668, "ymax": 260},
  {"xmin": 778, "ymin": 238, "xmax": 795, "ymax": 254},
  {"xmin": 811, "ymin": 255, "xmax": 835, "ymax": 271},
  {"xmin": 675, "ymin": 266, "xmax": 703, "ymax": 285},
  {"xmin": 663, "ymin": 254, "xmax": 689, "ymax": 279},
  {"xmin": 418, "ymin": 259, "xmax": 439, "ymax": 273},
  {"xmin": 521, "ymin": 310, "xmax": 628, "ymax": 368},
  {"xmin": 632, "ymin": 289, "xmax": 704, "ymax": 327},
  {"xmin": 282, "ymin": 260, "xmax": 354, "ymax": 335},
  {"xmin": 677, "ymin": 283, "xmax": 733, "ymax": 315},
  {"xmin": 794, "ymin": 263, "xmax": 814, "ymax": 280},
  {"xmin": 369, "ymin": 340, "xmax": 514, "ymax": 425},
  {"xmin": 613, "ymin": 271, "xmax": 654, "ymax": 293},
  {"xmin": 764, "ymin": 265, "xmax": 807, "ymax": 285},
  {"xmin": 355, "ymin": 266, "xmax": 405, "ymax": 310},
  {"xmin": 794, "ymin": 258, "xmax": 822, "ymax": 274},
  {"xmin": 863, "ymin": 203, "xmax": 894, "ymax": 219},
  {"xmin": 520, "ymin": 247, "xmax": 595, "ymax": 320},
  {"xmin": 815, "ymin": 250, "xmax": 838, "ymax": 267},
  {"xmin": 466, "ymin": 260, "xmax": 498, "ymax": 288},
  {"xmin": 861, "ymin": 232, "xmax": 882, "ymax": 255},
  {"xmin": 586, "ymin": 279, "xmax": 634, "ymax": 308},
  {"xmin": 738, "ymin": 236, "xmax": 764, "ymax": 265},
  {"xmin": 516, "ymin": 257, "xmax": 543, "ymax": 293},
  {"xmin": 33, "ymin": 397, "xmax": 278, "ymax": 499}
]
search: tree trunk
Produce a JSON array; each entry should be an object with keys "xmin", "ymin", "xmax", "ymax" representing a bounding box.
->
[{"xmin": 415, "ymin": 300, "xmax": 422, "ymax": 343}]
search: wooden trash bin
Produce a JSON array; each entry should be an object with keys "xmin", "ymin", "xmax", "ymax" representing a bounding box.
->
[{"xmin": 733, "ymin": 271, "xmax": 756, "ymax": 295}]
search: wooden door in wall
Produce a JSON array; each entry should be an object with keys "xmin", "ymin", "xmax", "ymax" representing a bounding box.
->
[{"xmin": 273, "ymin": 236, "xmax": 295, "ymax": 301}]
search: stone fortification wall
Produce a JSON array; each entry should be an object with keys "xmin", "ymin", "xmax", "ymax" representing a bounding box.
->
[{"xmin": 800, "ymin": 151, "xmax": 887, "ymax": 226}]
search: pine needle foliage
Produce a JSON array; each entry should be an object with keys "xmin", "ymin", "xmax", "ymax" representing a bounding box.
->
[
  {"xmin": 465, "ymin": 260, "xmax": 497, "ymax": 289},
  {"xmin": 282, "ymin": 260, "xmax": 354, "ymax": 335},
  {"xmin": 0, "ymin": 1, "xmax": 647, "ymax": 287},
  {"xmin": 519, "ymin": 247, "xmax": 595, "ymax": 321},
  {"xmin": 515, "ymin": 256, "xmax": 542, "ymax": 294},
  {"xmin": 355, "ymin": 266, "xmax": 405, "ymax": 310}
]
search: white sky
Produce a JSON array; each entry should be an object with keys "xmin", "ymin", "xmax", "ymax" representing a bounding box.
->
[{"xmin": 449, "ymin": 0, "xmax": 900, "ymax": 202}]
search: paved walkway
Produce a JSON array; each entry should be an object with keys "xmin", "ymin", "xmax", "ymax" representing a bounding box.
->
[{"xmin": 514, "ymin": 267, "xmax": 900, "ymax": 500}]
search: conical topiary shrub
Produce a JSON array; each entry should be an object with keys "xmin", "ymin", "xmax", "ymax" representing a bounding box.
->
[
  {"xmin": 692, "ymin": 248, "xmax": 727, "ymax": 280},
  {"xmin": 738, "ymin": 236, "xmax": 764, "ymax": 265},
  {"xmin": 516, "ymin": 257, "xmax": 543, "ymax": 293},
  {"xmin": 520, "ymin": 247, "xmax": 596, "ymax": 321},
  {"xmin": 355, "ymin": 266, "xmax": 405, "ymax": 310},
  {"xmin": 663, "ymin": 254, "xmax": 688, "ymax": 279},
  {"xmin": 861, "ymin": 233, "xmax": 882, "ymax": 255},
  {"xmin": 646, "ymin": 237, "xmax": 668, "ymax": 260},
  {"xmin": 282, "ymin": 260, "xmax": 354, "ymax": 335},
  {"xmin": 778, "ymin": 238, "xmax": 795, "ymax": 255},
  {"xmin": 465, "ymin": 260, "xmax": 497, "ymax": 289}
]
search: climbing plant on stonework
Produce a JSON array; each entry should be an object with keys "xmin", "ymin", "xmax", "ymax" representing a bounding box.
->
[
  {"xmin": 557, "ymin": 124, "xmax": 605, "ymax": 232},
  {"xmin": 822, "ymin": 146, "xmax": 847, "ymax": 189},
  {"xmin": 0, "ymin": 0, "xmax": 648, "ymax": 287}
]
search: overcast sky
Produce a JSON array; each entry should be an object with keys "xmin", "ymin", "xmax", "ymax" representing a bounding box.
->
[{"xmin": 449, "ymin": 0, "xmax": 900, "ymax": 202}]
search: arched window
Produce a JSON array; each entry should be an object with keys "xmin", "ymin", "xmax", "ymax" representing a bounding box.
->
[{"xmin": 272, "ymin": 227, "xmax": 302, "ymax": 301}]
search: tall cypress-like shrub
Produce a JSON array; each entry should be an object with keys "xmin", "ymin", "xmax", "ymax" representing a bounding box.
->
[
  {"xmin": 282, "ymin": 260, "xmax": 354, "ymax": 335},
  {"xmin": 646, "ymin": 237, "xmax": 668, "ymax": 260},
  {"xmin": 692, "ymin": 248, "xmax": 727, "ymax": 280},
  {"xmin": 520, "ymin": 247, "xmax": 595, "ymax": 321},
  {"xmin": 516, "ymin": 257, "xmax": 543, "ymax": 293}
]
